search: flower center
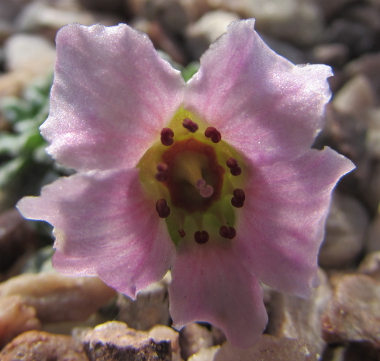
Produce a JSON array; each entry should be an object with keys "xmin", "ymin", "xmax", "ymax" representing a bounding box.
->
[
  {"xmin": 162, "ymin": 138, "xmax": 224, "ymax": 213},
  {"xmin": 137, "ymin": 108, "xmax": 247, "ymax": 246}
]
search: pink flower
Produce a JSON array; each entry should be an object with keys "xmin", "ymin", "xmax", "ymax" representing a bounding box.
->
[{"xmin": 17, "ymin": 20, "xmax": 354, "ymax": 348}]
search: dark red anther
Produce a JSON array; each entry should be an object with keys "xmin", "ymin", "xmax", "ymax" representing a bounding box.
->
[
  {"xmin": 155, "ymin": 163, "xmax": 168, "ymax": 182},
  {"xmin": 161, "ymin": 128, "xmax": 174, "ymax": 146},
  {"xmin": 156, "ymin": 199, "xmax": 170, "ymax": 218},
  {"xmin": 226, "ymin": 157, "xmax": 242, "ymax": 176},
  {"xmin": 219, "ymin": 226, "xmax": 236, "ymax": 239},
  {"xmin": 183, "ymin": 118, "xmax": 199, "ymax": 133},
  {"xmin": 179, "ymin": 229, "xmax": 186, "ymax": 238},
  {"xmin": 231, "ymin": 188, "xmax": 245, "ymax": 208},
  {"xmin": 156, "ymin": 163, "xmax": 168, "ymax": 172},
  {"xmin": 226, "ymin": 157, "xmax": 238, "ymax": 168},
  {"xmin": 230, "ymin": 166, "xmax": 241, "ymax": 176},
  {"xmin": 155, "ymin": 172, "xmax": 167, "ymax": 182},
  {"xmin": 194, "ymin": 230, "xmax": 209, "ymax": 244},
  {"xmin": 205, "ymin": 127, "xmax": 221, "ymax": 143}
]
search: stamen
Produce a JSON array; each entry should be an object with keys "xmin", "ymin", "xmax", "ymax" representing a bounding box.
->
[
  {"xmin": 230, "ymin": 166, "xmax": 242, "ymax": 176},
  {"xmin": 226, "ymin": 157, "xmax": 238, "ymax": 168},
  {"xmin": 205, "ymin": 127, "xmax": 221, "ymax": 143},
  {"xmin": 155, "ymin": 163, "xmax": 168, "ymax": 182},
  {"xmin": 226, "ymin": 157, "xmax": 241, "ymax": 176},
  {"xmin": 231, "ymin": 188, "xmax": 245, "ymax": 208},
  {"xmin": 194, "ymin": 230, "xmax": 209, "ymax": 244},
  {"xmin": 183, "ymin": 118, "xmax": 199, "ymax": 133},
  {"xmin": 155, "ymin": 172, "xmax": 167, "ymax": 182},
  {"xmin": 157, "ymin": 163, "xmax": 168, "ymax": 172},
  {"xmin": 219, "ymin": 226, "xmax": 236, "ymax": 239},
  {"xmin": 161, "ymin": 128, "xmax": 174, "ymax": 146},
  {"xmin": 179, "ymin": 229, "xmax": 186, "ymax": 237},
  {"xmin": 156, "ymin": 199, "xmax": 171, "ymax": 218}
]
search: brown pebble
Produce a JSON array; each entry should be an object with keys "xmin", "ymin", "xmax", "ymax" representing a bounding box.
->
[
  {"xmin": 0, "ymin": 295, "xmax": 41, "ymax": 348},
  {"xmin": 0, "ymin": 273, "xmax": 116, "ymax": 323},
  {"xmin": 322, "ymin": 274, "xmax": 380, "ymax": 348},
  {"xmin": 0, "ymin": 209, "xmax": 37, "ymax": 273},
  {"xmin": 0, "ymin": 330, "xmax": 88, "ymax": 361},
  {"xmin": 179, "ymin": 323, "xmax": 214, "ymax": 360},
  {"xmin": 80, "ymin": 321, "xmax": 171, "ymax": 361}
]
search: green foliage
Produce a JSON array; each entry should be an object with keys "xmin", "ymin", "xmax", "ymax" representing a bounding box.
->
[
  {"xmin": 181, "ymin": 61, "xmax": 200, "ymax": 82},
  {"xmin": 0, "ymin": 74, "xmax": 54, "ymax": 208}
]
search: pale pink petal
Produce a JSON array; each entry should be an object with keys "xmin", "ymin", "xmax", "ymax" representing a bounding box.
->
[
  {"xmin": 184, "ymin": 19, "xmax": 332, "ymax": 166},
  {"xmin": 169, "ymin": 240, "xmax": 268, "ymax": 348},
  {"xmin": 232, "ymin": 147, "xmax": 354, "ymax": 297},
  {"xmin": 17, "ymin": 169, "xmax": 175, "ymax": 298},
  {"xmin": 43, "ymin": 23, "xmax": 185, "ymax": 172}
]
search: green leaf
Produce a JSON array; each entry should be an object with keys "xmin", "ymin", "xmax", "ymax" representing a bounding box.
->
[
  {"xmin": 0, "ymin": 157, "xmax": 26, "ymax": 188},
  {"xmin": 181, "ymin": 62, "xmax": 200, "ymax": 82}
]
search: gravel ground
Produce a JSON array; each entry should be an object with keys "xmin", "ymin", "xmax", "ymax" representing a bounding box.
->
[{"xmin": 1, "ymin": 0, "xmax": 380, "ymax": 360}]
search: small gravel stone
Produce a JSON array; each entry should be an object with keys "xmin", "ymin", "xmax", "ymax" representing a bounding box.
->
[
  {"xmin": 260, "ymin": 35, "xmax": 307, "ymax": 64},
  {"xmin": 0, "ymin": 330, "xmax": 88, "ymax": 361},
  {"xmin": 332, "ymin": 74, "xmax": 376, "ymax": 118},
  {"xmin": 148, "ymin": 325, "xmax": 181, "ymax": 361},
  {"xmin": 0, "ymin": 208, "xmax": 36, "ymax": 274},
  {"xmin": 366, "ymin": 211, "xmax": 380, "ymax": 253},
  {"xmin": 210, "ymin": 326, "xmax": 226, "ymax": 346},
  {"xmin": 1, "ymin": 33, "xmax": 56, "ymax": 95},
  {"xmin": 4, "ymin": 33, "xmax": 55, "ymax": 74},
  {"xmin": 186, "ymin": 10, "xmax": 239, "ymax": 59},
  {"xmin": 116, "ymin": 274, "xmax": 170, "ymax": 331},
  {"xmin": 0, "ymin": 19, "xmax": 12, "ymax": 44},
  {"xmin": 206, "ymin": 0, "xmax": 324, "ymax": 45},
  {"xmin": 366, "ymin": 108, "xmax": 380, "ymax": 160},
  {"xmin": 358, "ymin": 251, "xmax": 380, "ymax": 280},
  {"xmin": 15, "ymin": 1, "xmax": 96, "ymax": 32},
  {"xmin": 316, "ymin": 0, "xmax": 357, "ymax": 18},
  {"xmin": 180, "ymin": 323, "xmax": 214, "ymax": 360},
  {"xmin": 80, "ymin": 321, "xmax": 171, "ymax": 361},
  {"xmin": 0, "ymin": 0, "xmax": 34, "ymax": 22},
  {"xmin": 319, "ymin": 191, "xmax": 369, "ymax": 269},
  {"xmin": 188, "ymin": 346, "xmax": 220, "ymax": 361},
  {"xmin": 213, "ymin": 335, "xmax": 317, "ymax": 361},
  {"xmin": 267, "ymin": 268, "xmax": 332, "ymax": 357},
  {"xmin": 322, "ymin": 274, "xmax": 380, "ymax": 348},
  {"xmin": 311, "ymin": 43, "xmax": 349, "ymax": 68},
  {"xmin": 322, "ymin": 18, "xmax": 375, "ymax": 57},
  {"xmin": 129, "ymin": 0, "xmax": 210, "ymax": 34},
  {"xmin": 314, "ymin": 103, "xmax": 367, "ymax": 166},
  {"xmin": 0, "ymin": 272, "xmax": 116, "ymax": 323},
  {"xmin": 345, "ymin": 53, "xmax": 380, "ymax": 95},
  {"xmin": 0, "ymin": 295, "xmax": 41, "ymax": 348}
]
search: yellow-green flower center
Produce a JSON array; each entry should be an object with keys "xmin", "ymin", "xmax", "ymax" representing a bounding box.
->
[{"xmin": 137, "ymin": 108, "xmax": 247, "ymax": 245}]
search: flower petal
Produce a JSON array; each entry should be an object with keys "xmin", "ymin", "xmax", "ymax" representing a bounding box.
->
[
  {"xmin": 17, "ymin": 169, "xmax": 175, "ymax": 298},
  {"xmin": 233, "ymin": 147, "xmax": 355, "ymax": 297},
  {"xmin": 169, "ymin": 241, "xmax": 268, "ymax": 348},
  {"xmin": 184, "ymin": 19, "xmax": 332, "ymax": 166},
  {"xmin": 43, "ymin": 23, "xmax": 185, "ymax": 172}
]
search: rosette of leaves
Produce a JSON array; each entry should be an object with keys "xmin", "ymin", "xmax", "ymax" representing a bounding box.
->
[{"xmin": 0, "ymin": 74, "xmax": 57, "ymax": 210}]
